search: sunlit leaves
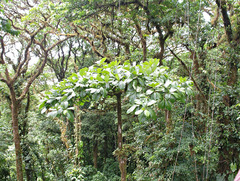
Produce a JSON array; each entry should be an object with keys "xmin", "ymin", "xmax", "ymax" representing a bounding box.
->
[
  {"xmin": 127, "ymin": 105, "xmax": 138, "ymax": 114},
  {"xmin": 47, "ymin": 110, "xmax": 58, "ymax": 118},
  {"xmin": 135, "ymin": 109, "xmax": 143, "ymax": 115},
  {"xmin": 147, "ymin": 100, "xmax": 157, "ymax": 106},
  {"xmin": 40, "ymin": 58, "xmax": 193, "ymax": 121}
]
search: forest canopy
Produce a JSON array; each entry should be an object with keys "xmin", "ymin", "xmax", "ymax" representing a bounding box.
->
[{"xmin": 0, "ymin": 0, "xmax": 239, "ymax": 181}]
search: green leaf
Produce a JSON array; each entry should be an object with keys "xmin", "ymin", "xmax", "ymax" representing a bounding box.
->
[
  {"xmin": 41, "ymin": 107, "xmax": 47, "ymax": 114},
  {"xmin": 165, "ymin": 100, "xmax": 172, "ymax": 110},
  {"xmin": 146, "ymin": 89, "xmax": 153, "ymax": 95},
  {"xmin": 97, "ymin": 68, "xmax": 102, "ymax": 73},
  {"xmin": 133, "ymin": 80, "xmax": 138, "ymax": 89},
  {"xmin": 152, "ymin": 92, "xmax": 161, "ymax": 100},
  {"xmin": 97, "ymin": 57, "xmax": 106, "ymax": 65},
  {"xmin": 164, "ymin": 80, "xmax": 171, "ymax": 88},
  {"xmin": 144, "ymin": 109, "xmax": 150, "ymax": 117},
  {"xmin": 158, "ymin": 100, "xmax": 165, "ymax": 109},
  {"xmin": 135, "ymin": 99, "xmax": 143, "ymax": 105},
  {"xmin": 135, "ymin": 109, "xmax": 143, "ymax": 115},
  {"xmin": 102, "ymin": 88, "xmax": 108, "ymax": 97},
  {"xmin": 148, "ymin": 82, "xmax": 159, "ymax": 88},
  {"xmin": 79, "ymin": 67, "xmax": 88, "ymax": 76},
  {"xmin": 136, "ymin": 86, "xmax": 142, "ymax": 92},
  {"xmin": 147, "ymin": 100, "xmax": 157, "ymax": 106},
  {"xmin": 127, "ymin": 105, "xmax": 138, "ymax": 114},
  {"xmin": 230, "ymin": 163, "xmax": 237, "ymax": 172},
  {"xmin": 63, "ymin": 110, "xmax": 68, "ymax": 115},
  {"xmin": 66, "ymin": 110, "xmax": 74, "ymax": 122},
  {"xmin": 96, "ymin": 74, "xmax": 103, "ymax": 81},
  {"xmin": 138, "ymin": 78, "xmax": 145, "ymax": 86},
  {"xmin": 104, "ymin": 74, "xmax": 110, "ymax": 82},
  {"xmin": 115, "ymin": 74, "xmax": 120, "ymax": 80},
  {"xmin": 119, "ymin": 81, "xmax": 125, "ymax": 90},
  {"xmin": 39, "ymin": 101, "xmax": 46, "ymax": 110},
  {"xmin": 61, "ymin": 101, "xmax": 68, "ymax": 109},
  {"xmin": 47, "ymin": 110, "xmax": 58, "ymax": 118}
]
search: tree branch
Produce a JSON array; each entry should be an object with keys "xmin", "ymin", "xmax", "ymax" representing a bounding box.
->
[
  {"xmin": 0, "ymin": 37, "xmax": 5, "ymax": 64},
  {"xmin": 12, "ymin": 25, "xmax": 46, "ymax": 83},
  {"xmin": 17, "ymin": 36, "xmax": 71, "ymax": 101},
  {"xmin": 169, "ymin": 48, "xmax": 207, "ymax": 104},
  {"xmin": 134, "ymin": 19, "xmax": 147, "ymax": 61}
]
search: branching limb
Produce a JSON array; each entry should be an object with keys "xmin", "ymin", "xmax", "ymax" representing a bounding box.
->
[
  {"xmin": 169, "ymin": 48, "xmax": 207, "ymax": 104},
  {"xmin": 134, "ymin": 19, "xmax": 147, "ymax": 61},
  {"xmin": 17, "ymin": 36, "xmax": 71, "ymax": 101}
]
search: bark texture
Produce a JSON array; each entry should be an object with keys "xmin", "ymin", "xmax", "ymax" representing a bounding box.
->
[
  {"xmin": 116, "ymin": 93, "xmax": 127, "ymax": 181},
  {"xmin": 10, "ymin": 87, "xmax": 23, "ymax": 181}
]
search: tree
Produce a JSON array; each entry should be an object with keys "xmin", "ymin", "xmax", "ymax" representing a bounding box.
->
[
  {"xmin": 0, "ymin": 1, "xmax": 71, "ymax": 180},
  {"xmin": 214, "ymin": 1, "xmax": 240, "ymax": 178},
  {"xmin": 40, "ymin": 58, "xmax": 192, "ymax": 180},
  {"xmin": 61, "ymin": 0, "xmax": 186, "ymax": 64}
]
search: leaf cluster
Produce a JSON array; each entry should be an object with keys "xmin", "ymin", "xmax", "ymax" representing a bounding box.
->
[{"xmin": 40, "ymin": 58, "xmax": 193, "ymax": 121}]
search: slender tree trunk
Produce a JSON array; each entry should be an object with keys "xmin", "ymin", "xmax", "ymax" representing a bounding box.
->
[
  {"xmin": 154, "ymin": 40, "xmax": 165, "ymax": 65},
  {"xmin": 116, "ymin": 93, "xmax": 127, "ymax": 181},
  {"xmin": 104, "ymin": 135, "xmax": 108, "ymax": 159},
  {"xmin": 10, "ymin": 92, "xmax": 24, "ymax": 181},
  {"xmin": 74, "ymin": 105, "xmax": 82, "ymax": 166},
  {"xmin": 93, "ymin": 139, "xmax": 98, "ymax": 169}
]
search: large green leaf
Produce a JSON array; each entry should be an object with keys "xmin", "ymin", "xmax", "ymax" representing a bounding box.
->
[
  {"xmin": 144, "ymin": 109, "xmax": 150, "ymax": 117},
  {"xmin": 127, "ymin": 105, "xmax": 138, "ymax": 114},
  {"xmin": 66, "ymin": 110, "xmax": 74, "ymax": 122},
  {"xmin": 135, "ymin": 109, "xmax": 143, "ymax": 115},
  {"xmin": 147, "ymin": 100, "xmax": 157, "ymax": 106},
  {"xmin": 47, "ymin": 111, "xmax": 58, "ymax": 118}
]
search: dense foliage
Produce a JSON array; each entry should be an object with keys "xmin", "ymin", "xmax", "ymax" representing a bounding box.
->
[{"xmin": 0, "ymin": 0, "xmax": 239, "ymax": 181}]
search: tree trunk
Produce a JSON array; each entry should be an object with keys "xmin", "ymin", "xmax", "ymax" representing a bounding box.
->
[
  {"xmin": 217, "ymin": 61, "xmax": 238, "ymax": 180},
  {"xmin": 116, "ymin": 93, "xmax": 127, "ymax": 181},
  {"xmin": 21, "ymin": 92, "xmax": 35, "ymax": 181},
  {"xmin": 215, "ymin": 0, "xmax": 239, "ymax": 179},
  {"xmin": 104, "ymin": 135, "xmax": 108, "ymax": 159},
  {"xmin": 11, "ymin": 94, "xmax": 24, "ymax": 181},
  {"xmin": 74, "ymin": 105, "xmax": 82, "ymax": 166},
  {"xmin": 154, "ymin": 40, "xmax": 165, "ymax": 65},
  {"xmin": 93, "ymin": 139, "xmax": 98, "ymax": 169}
]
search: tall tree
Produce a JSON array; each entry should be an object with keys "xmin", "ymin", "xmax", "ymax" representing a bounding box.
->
[
  {"xmin": 0, "ymin": 1, "xmax": 71, "ymax": 180},
  {"xmin": 215, "ymin": 0, "xmax": 240, "ymax": 179}
]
